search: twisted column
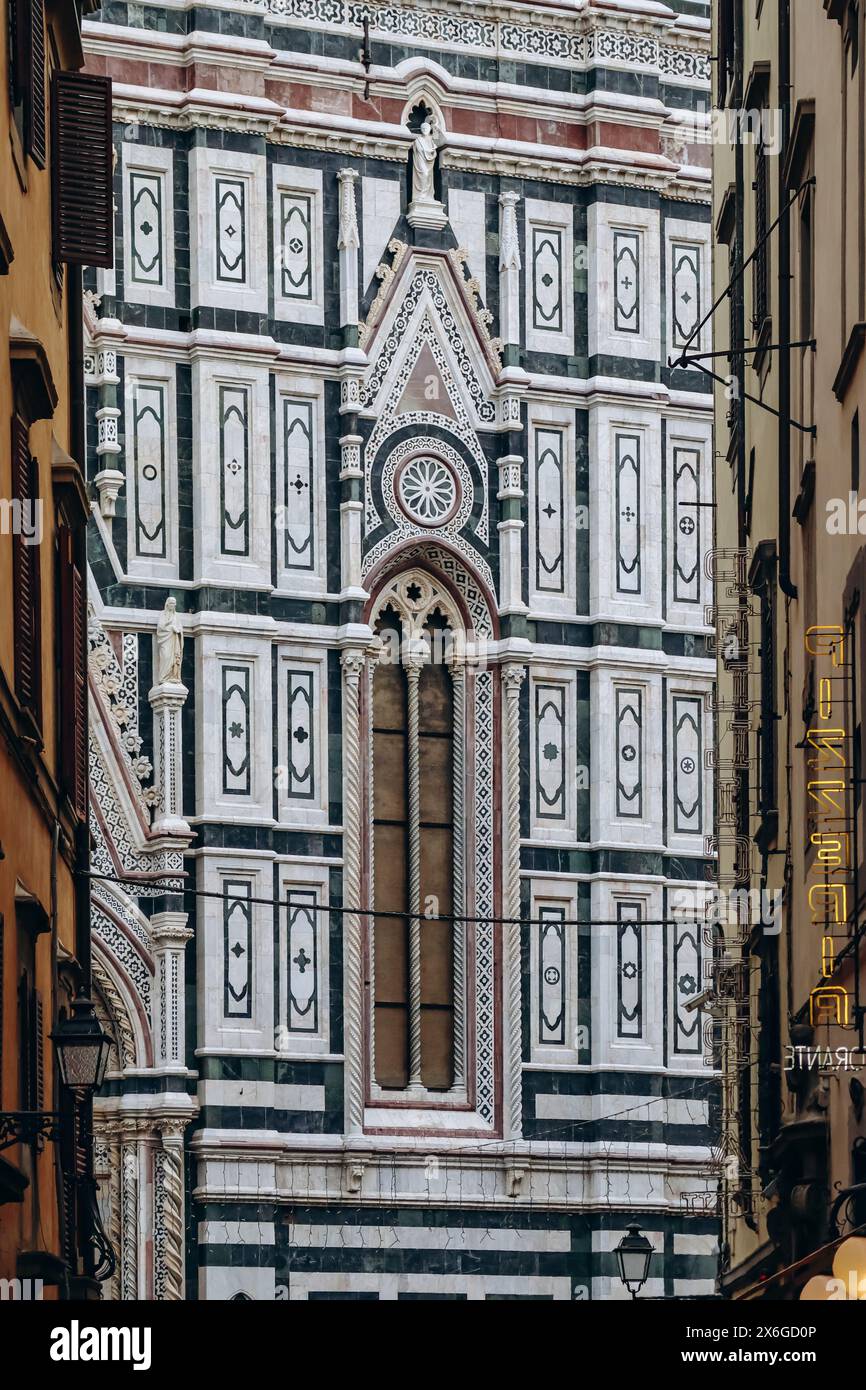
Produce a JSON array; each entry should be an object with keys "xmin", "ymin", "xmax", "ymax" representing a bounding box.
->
[
  {"xmin": 501, "ymin": 663, "xmax": 526, "ymax": 1138},
  {"xmin": 120, "ymin": 1123, "xmax": 139, "ymax": 1300},
  {"xmin": 405, "ymin": 652, "xmax": 426, "ymax": 1090},
  {"xmin": 153, "ymin": 1121, "xmax": 185, "ymax": 1300},
  {"xmin": 449, "ymin": 657, "xmax": 466, "ymax": 1087},
  {"xmin": 341, "ymin": 648, "xmax": 367, "ymax": 1132}
]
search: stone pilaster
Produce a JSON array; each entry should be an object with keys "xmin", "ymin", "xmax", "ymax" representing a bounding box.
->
[
  {"xmin": 339, "ymin": 430, "xmax": 366, "ymax": 603},
  {"xmin": 90, "ymin": 347, "xmax": 124, "ymax": 517},
  {"xmin": 501, "ymin": 662, "xmax": 526, "ymax": 1139},
  {"xmin": 497, "ymin": 453, "xmax": 527, "ymax": 616},
  {"xmin": 498, "ymin": 192, "xmax": 522, "ymax": 348},
  {"xmin": 337, "ymin": 168, "xmax": 360, "ymax": 339},
  {"xmin": 148, "ymin": 678, "xmax": 191, "ymax": 837},
  {"xmin": 151, "ymin": 912, "xmax": 193, "ymax": 1069}
]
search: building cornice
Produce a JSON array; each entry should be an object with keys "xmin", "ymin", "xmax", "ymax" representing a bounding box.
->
[{"xmin": 108, "ymin": 82, "xmax": 710, "ymax": 194}]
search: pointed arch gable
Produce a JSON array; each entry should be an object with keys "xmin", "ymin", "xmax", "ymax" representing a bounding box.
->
[{"xmin": 360, "ymin": 250, "xmax": 500, "ymax": 426}]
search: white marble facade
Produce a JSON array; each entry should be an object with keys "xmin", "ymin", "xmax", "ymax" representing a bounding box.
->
[{"xmin": 83, "ymin": 0, "xmax": 718, "ymax": 1301}]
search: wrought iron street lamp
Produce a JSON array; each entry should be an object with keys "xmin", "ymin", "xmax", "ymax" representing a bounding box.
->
[
  {"xmin": 615, "ymin": 1223, "xmax": 655, "ymax": 1299},
  {"xmin": 0, "ymin": 992, "xmax": 111, "ymax": 1151},
  {"xmin": 51, "ymin": 992, "xmax": 112, "ymax": 1092}
]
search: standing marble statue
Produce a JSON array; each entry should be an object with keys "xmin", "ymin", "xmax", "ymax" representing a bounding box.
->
[
  {"xmin": 156, "ymin": 596, "xmax": 184, "ymax": 685},
  {"xmin": 407, "ymin": 114, "xmax": 447, "ymax": 229},
  {"xmin": 412, "ymin": 117, "xmax": 441, "ymax": 202}
]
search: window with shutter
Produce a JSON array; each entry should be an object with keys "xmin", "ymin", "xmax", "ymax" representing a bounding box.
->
[
  {"xmin": 8, "ymin": 0, "xmax": 46, "ymax": 166},
  {"xmin": 11, "ymin": 411, "xmax": 42, "ymax": 722},
  {"xmin": 58, "ymin": 523, "xmax": 87, "ymax": 817},
  {"xmin": 51, "ymin": 71, "xmax": 113, "ymax": 267},
  {"xmin": 25, "ymin": 0, "xmax": 47, "ymax": 168}
]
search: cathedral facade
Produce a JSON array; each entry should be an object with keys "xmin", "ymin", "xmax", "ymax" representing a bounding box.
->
[{"xmin": 82, "ymin": 0, "xmax": 718, "ymax": 1300}]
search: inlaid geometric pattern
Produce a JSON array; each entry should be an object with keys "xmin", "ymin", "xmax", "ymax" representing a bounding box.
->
[
  {"xmin": 672, "ymin": 919, "xmax": 702, "ymax": 1055},
  {"xmin": 615, "ymin": 686, "xmax": 643, "ymax": 819},
  {"xmin": 534, "ymin": 428, "xmax": 565, "ymax": 594},
  {"xmin": 286, "ymin": 891, "xmax": 318, "ymax": 1033},
  {"xmin": 671, "ymin": 242, "xmax": 701, "ymax": 350},
  {"xmin": 616, "ymin": 901, "xmax": 643, "ymax": 1040},
  {"xmin": 278, "ymin": 190, "xmax": 313, "ymax": 301},
  {"xmin": 129, "ymin": 170, "xmax": 164, "ymax": 286},
  {"xmin": 672, "ymin": 445, "xmax": 701, "ymax": 604},
  {"xmin": 613, "ymin": 229, "xmax": 640, "ymax": 334},
  {"xmin": 538, "ymin": 907, "xmax": 567, "ymax": 1045},
  {"xmin": 672, "ymin": 694, "xmax": 702, "ymax": 834},
  {"xmin": 223, "ymin": 881, "xmax": 253, "ymax": 1018},
  {"xmin": 531, "ymin": 226, "xmax": 563, "ymax": 334},
  {"xmin": 534, "ymin": 683, "xmax": 567, "ymax": 823},
  {"xmin": 615, "ymin": 434, "xmax": 641, "ymax": 595},
  {"xmin": 131, "ymin": 382, "xmax": 167, "ymax": 559},
  {"xmin": 215, "ymin": 177, "xmax": 247, "ymax": 284},
  {"xmin": 222, "ymin": 665, "xmax": 251, "ymax": 796},
  {"xmin": 219, "ymin": 386, "xmax": 250, "ymax": 558},
  {"xmin": 286, "ymin": 669, "xmax": 315, "ymax": 800},
  {"xmin": 282, "ymin": 399, "xmax": 315, "ymax": 572}
]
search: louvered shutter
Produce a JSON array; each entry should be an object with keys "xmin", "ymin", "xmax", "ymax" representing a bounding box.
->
[
  {"xmin": 18, "ymin": 971, "xmax": 32, "ymax": 1109},
  {"xmin": 33, "ymin": 990, "xmax": 44, "ymax": 1111},
  {"xmin": 51, "ymin": 71, "xmax": 113, "ymax": 267},
  {"xmin": 25, "ymin": 0, "xmax": 47, "ymax": 168},
  {"xmin": 11, "ymin": 413, "xmax": 40, "ymax": 716},
  {"xmin": 58, "ymin": 525, "xmax": 87, "ymax": 817}
]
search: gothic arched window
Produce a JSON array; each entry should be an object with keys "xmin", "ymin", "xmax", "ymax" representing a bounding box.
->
[
  {"xmin": 372, "ymin": 596, "xmax": 456, "ymax": 1090},
  {"xmin": 357, "ymin": 558, "xmax": 503, "ymax": 1131}
]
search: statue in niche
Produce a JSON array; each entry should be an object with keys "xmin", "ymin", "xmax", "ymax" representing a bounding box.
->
[
  {"xmin": 411, "ymin": 114, "xmax": 442, "ymax": 204},
  {"xmin": 156, "ymin": 596, "xmax": 184, "ymax": 684}
]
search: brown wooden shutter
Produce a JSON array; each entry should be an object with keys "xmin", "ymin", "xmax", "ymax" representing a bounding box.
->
[
  {"xmin": 10, "ymin": 0, "xmax": 28, "ymax": 106},
  {"xmin": 51, "ymin": 71, "xmax": 113, "ymax": 267},
  {"xmin": 25, "ymin": 0, "xmax": 47, "ymax": 168},
  {"xmin": 11, "ymin": 413, "xmax": 41, "ymax": 717},
  {"xmin": 18, "ymin": 971, "xmax": 32, "ymax": 1109},
  {"xmin": 34, "ymin": 990, "xmax": 44, "ymax": 1111},
  {"xmin": 58, "ymin": 524, "xmax": 87, "ymax": 817}
]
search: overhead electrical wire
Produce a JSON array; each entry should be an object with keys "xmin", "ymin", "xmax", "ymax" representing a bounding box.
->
[{"xmin": 82, "ymin": 869, "xmax": 732, "ymax": 930}]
